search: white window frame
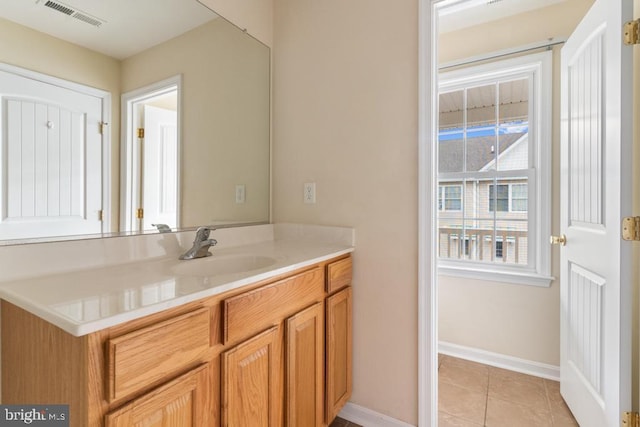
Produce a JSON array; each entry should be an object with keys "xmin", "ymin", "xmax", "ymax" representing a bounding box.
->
[{"xmin": 437, "ymin": 52, "xmax": 553, "ymax": 287}]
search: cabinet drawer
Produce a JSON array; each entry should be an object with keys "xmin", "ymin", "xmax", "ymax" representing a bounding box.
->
[
  {"xmin": 326, "ymin": 257, "xmax": 352, "ymax": 293},
  {"xmin": 224, "ymin": 267, "xmax": 324, "ymax": 344},
  {"xmin": 107, "ymin": 307, "xmax": 211, "ymax": 402}
]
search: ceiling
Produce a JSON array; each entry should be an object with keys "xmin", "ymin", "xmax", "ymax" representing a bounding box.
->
[
  {"xmin": 0, "ymin": 0, "xmax": 218, "ymax": 60},
  {"xmin": 438, "ymin": 79, "xmax": 529, "ymax": 132},
  {"xmin": 439, "ymin": 78, "xmax": 528, "ymax": 113},
  {"xmin": 439, "ymin": 0, "xmax": 569, "ymax": 33}
]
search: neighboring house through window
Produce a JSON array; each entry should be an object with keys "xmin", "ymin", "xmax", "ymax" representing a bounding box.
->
[{"xmin": 436, "ymin": 52, "xmax": 552, "ymax": 286}]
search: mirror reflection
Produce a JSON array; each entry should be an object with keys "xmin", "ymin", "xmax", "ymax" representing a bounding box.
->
[{"xmin": 0, "ymin": 0, "xmax": 270, "ymax": 244}]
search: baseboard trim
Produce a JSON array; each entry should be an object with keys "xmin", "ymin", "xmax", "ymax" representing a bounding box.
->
[
  {"xmin": 338, "ymin": 403, "xmax": 416, "ymax": 427},
  {"xmin": 438, "ymin": 341, "xmax": 560, "ymax": 381}
]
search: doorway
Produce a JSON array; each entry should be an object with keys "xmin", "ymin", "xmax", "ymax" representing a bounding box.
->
[
  {"xmin": 415, "ymin": 0, "xmax": 634, "ymax": 425},
  {"xmin": 121, "ymin": 76, "xmax": 181, "ymax": 232}
]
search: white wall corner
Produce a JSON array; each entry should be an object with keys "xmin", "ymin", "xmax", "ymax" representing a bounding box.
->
[
  {"xmin": 439, "ymin": 341, "xmax": 560, "ymax": 381},
  {"xmin": 196, "ymin": 0, "xmax": 273, "ymax": 47},
  {"xmin": 338, "ymin": 403, "xmax": 416, "ymax": 427}
]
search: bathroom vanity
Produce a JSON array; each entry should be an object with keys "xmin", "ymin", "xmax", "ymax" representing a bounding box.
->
[{"xmin": 0, "ymin": 225, "xmax": 353, "ymax": 427}]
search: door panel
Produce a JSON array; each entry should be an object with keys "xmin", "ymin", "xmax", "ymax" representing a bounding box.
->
[
  {"xmin": 105, "ymin": 364, "xmax": 208, "ymax": 427},
  {"xmin": 567, "ymin": 263, "xmax": 604, "ymax": 395},
  {"xmin": 7, "ymin": 100, "xmax": 86, "ymax": 219},
  {"xmin": 142, "ymin": 104, "xmax": 178, "ymax": 230},
  {"xmin": 559, "ymin": 0, "xmax": 633, "ymax": 425},
  {"xmin": 286, "ymin": 302, "xmax": 324, "ymax": 427},
  {"xmin": 326, "ymin": 287, "xmax": 352, "ymax": 423},
  {"xmin": 221, "ymin": 326, "xmax": 280, "ymax": 427},
  {"xmin": 567, "ymin": 29, "xmax": 604, "ymax": 227},
  {"xmin": 0, "ymin": 69, "xmax": 103, "ymax": 239}
]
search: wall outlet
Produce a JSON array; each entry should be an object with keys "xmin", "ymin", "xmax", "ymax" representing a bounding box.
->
[
  {"xmin": 303, "ymin": 182, "xmax": 316, "ymax": 204},
  {"xmin": 235, "ymin": 184, "xmax": 246, "ymax": 203}
]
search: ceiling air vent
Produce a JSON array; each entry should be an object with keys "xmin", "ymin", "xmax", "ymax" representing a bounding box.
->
[
  {"xmin": 72, "ymin": 12, "xmax": 103, "ymax": 27},
  {"xmin": 44, "ymin": 0, "xmax": 73, "ymax": 16},
  {"xmin": 41, "ymin": 0, "xmax": 105, "ymax": 27}
]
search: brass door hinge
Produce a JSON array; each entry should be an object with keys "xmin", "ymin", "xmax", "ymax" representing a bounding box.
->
[
  {"xmin": 622, "ymin": 217, "xmax": 640, "ymax": 241},
  {"xmin": 137, "ymin": 128, "xmax": 145, "ymax": 138},
  {"xmin": 624, "ymin": 19, "xmax": 640, "ymax": 45},
  {"xmin": 136, "ymin": 208, "xmax": 144, "ymax": 219},
  {"xmin": 98, "ymin": 210, "xmax": 103, "ymax": 222},
  {"xmin": 99, "ymin": 122, "xmax": 108, "ymax": 135},
  {"xmin": 622, "ymin": 411, "xmax": 639, "ymax": 427}
]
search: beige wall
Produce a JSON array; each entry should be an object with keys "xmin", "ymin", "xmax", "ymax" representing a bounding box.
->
[
  {"xmin": 271, "ymin": 0, "xmax": 604, "ymax": 423},
  {"xmin": 438, "ymin": 0, "xmax": 593, "ymax": 367},
  {"xmin": 438, "ymin": 0, "xmax": 593, "ymax": 63},
  {"xmin": 199, "ymin": 0, "xmax": 273, "ymax": 47},
  {"xmin": 0, "ymin": 17, "xmax": 122, "ymax": 230},
  {"xmin": 0, "ymin": 18, "xmax": 120, "ymax": 90},
  {"xmin": 121, "ymin": 17, "xmax": 270, "ymax": 227},
  {"xmin": 272, "ymin": 0, "xmax": 419, "ymax": 423}
]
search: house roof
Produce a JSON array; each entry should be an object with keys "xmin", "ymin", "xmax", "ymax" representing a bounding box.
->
[{"xmin": 438, "ymin": 133, "xmax": 525, "ymax": 173}]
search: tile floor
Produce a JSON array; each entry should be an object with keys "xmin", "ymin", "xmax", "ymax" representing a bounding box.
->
[
  {"xmin": 330, "ymin": 356, "xmax": 578, "ymax": 427},
  {"xmin": 329, "ymin": 417, "xmax": 362, "ymax": 427},
  {"xmin": 439, "ymin": 354, "xmax": 579, "ymax": 427}
]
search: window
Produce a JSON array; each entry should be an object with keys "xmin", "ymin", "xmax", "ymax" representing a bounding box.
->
[
  {"xmin": 489, "ymin": 183, "xmax": 528, "ymax": 212},
  {"xmin": 495, "ymin": 240, "xmax": 504, "ymax": 258},
  {"xmin": 436, "ymin": 52, "xmax": 552, "ymax": 287},
  {"xmin": 438, "ymin": 185, "xmax": 462, "ymax": 211},
  {"xmin": 510, "ymin": 183, "xmax": 528, "ymax": 212},
  {"xmin": 488, "ymin": 184, "xmax": 509, "ymax": 212}
]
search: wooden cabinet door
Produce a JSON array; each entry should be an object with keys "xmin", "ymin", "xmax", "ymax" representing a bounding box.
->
[
  {"xmin": 285, "ymin": 302, "xmax": 324, "ymax": 427},
  {"xmin": 221, "ymin": 326, "xmax": 280, "ymax": 427},
  {"xmin": 326, "ymin": 287, "xmax": 352, "ymax": 423},
  {"xmin": 105, "ymin": 364, "xmax": 209, "ymax": 427}
]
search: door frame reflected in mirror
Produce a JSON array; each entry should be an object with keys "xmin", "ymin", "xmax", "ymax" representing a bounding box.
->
[{"xmin": 120, "ymin": 75, "xmax": 182, "ymax": 233}]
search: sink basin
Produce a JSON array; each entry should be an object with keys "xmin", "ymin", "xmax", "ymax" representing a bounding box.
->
[{"xmin": 170, "ymin": 254, "xmax": 277, "ymax": 277}]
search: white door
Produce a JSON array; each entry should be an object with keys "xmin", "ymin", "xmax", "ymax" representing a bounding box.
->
[
  {"xmin": 141, "ymin": 105, "xmax": 177, "ymax": 230},
  {"xmin": 559, "ymin": 0, "xmax": 633, "ymax": 425},
  {"xmin": 0, "ymin": 70, "xmax": 103, "ymax": 240}
]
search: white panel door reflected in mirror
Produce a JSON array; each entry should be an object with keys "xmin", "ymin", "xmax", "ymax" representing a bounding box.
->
[
  {"xmin": 120, "ymin": 76, "xmax": 181, "ymax": 231},
  {"xmin": 122, "ymin": 79, "xmax": 179, "ymax": 233},
  {"xmin": 142, "ymin": 104, "xmax": 178, "ymax": 231},
  {"xmin": 0, "ymin": 66, "xmax": 107, "ymax": 241}
]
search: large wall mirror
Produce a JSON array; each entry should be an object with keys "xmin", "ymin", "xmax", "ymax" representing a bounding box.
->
[{"xmin": 0, "ymin": 0, "xmax": 270, "ymax": 245}]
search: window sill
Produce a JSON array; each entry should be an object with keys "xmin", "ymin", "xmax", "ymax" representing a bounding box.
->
[{"xmin": 438, "ymin": 263, "xmax": 554, "ymax": 287}]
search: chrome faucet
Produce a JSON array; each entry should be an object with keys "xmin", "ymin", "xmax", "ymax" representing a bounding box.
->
[
  {"xmin": 179, "ymin": 227, "xmax": 217, "ymax": 260},
  {"xmin": 152, "ymin": 223, "xmax": 172, "ymax": 233}
]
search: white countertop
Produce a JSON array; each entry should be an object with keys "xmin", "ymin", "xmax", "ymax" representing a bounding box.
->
[{"xmin": 0, "ymin": 224, "xmax": 354, "ymax": 337}]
